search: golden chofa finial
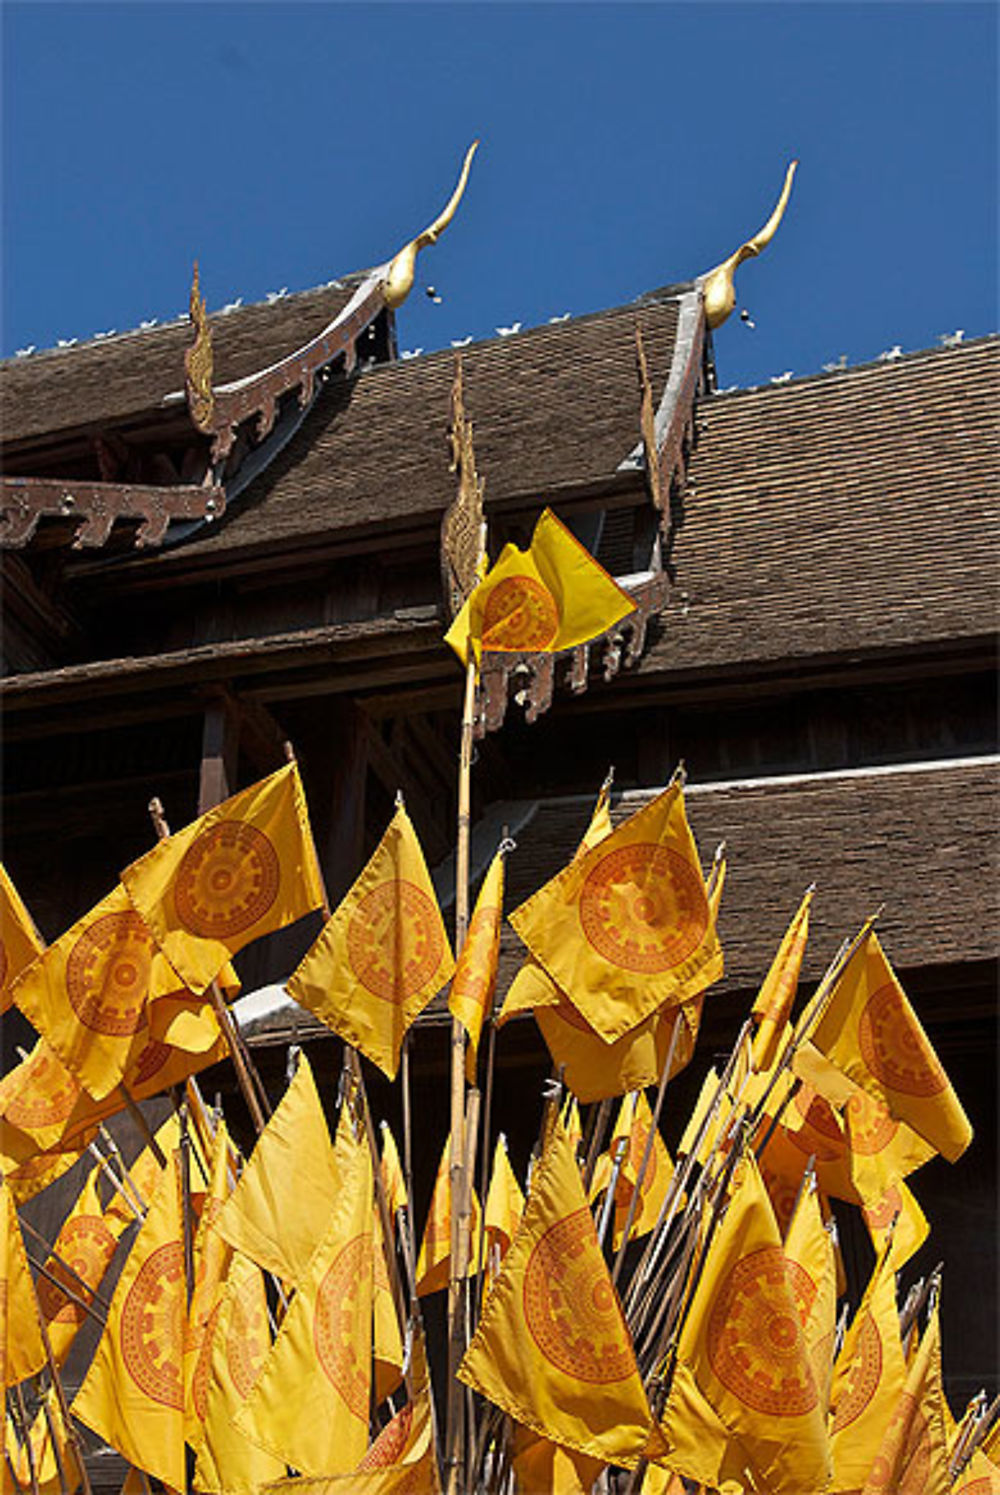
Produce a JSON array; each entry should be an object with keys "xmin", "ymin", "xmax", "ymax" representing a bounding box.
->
[
  {"xmin": 383, "ymin": 141, "xmax": 480, "ymax": 310},
  {"xmin": 184, "ymin": 260, "xmax": 215, "ymax": 431},
  {"xmin": 699, "ymin": 161, "xmax": 798, "ymax": 330}
]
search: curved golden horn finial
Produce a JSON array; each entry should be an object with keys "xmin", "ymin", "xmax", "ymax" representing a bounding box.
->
[
  {"xmin": 700, "ymin": 160, "xmax": 798, "ymax": 330},
  {"xmin": 383, "ymin": 141, "xmax": 480, "ymax": 310}
]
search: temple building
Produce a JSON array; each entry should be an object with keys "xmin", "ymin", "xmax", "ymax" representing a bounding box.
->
[{"xmin": 2, "ymin": 154, "xmax": 997, "ymax": 1427}]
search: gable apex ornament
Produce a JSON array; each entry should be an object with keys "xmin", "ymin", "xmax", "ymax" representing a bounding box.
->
[
  {"xmin": 184, "ymin": 260, "xmax": 215, "ymax": 431},
  {"xmin": 699, "ymin": 160, "xmax": 798, "ymax": 329},
  {"xmin": 383, "ymin": 141, "xmax": 480, "ymax": 310}
]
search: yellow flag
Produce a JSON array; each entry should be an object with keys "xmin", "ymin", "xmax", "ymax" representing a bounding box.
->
[
  {"xmin": 590, "ymin": 1092, "xmax": 673, "ymax": 1250},
  {"xmin": 192, "ymin": 1253, "xmax": 284, "ymax": 1495},
  {"xmin": 72, "ymin": 1152, "xmax": 186, "ymax": 1490},
  {"xmin": 860, "ymin": 1299, "xmax": 950, "ymax": 1495},
  {"xmin": 662, "ymin": 1152, "xmax": 830, "ymax": 1495},
  {"xmin": 652, "ymin": 1357, "xmax": 753, "ymax": 1492},
  {"xmin": 1, "ymin": 1178, "xmax": 47, "ymax": 1393},
  {"xmin": 372, "ymin": 1209, "xmax": 404, "ymax": 1405},
  {"xmin": 379, "ymin": 1121, "xmax": 408, "ymax": 1221},
  {"xmin": 449, "ymin": 846, "xmax": 505, "ymax": 1082},
  {"xmin": 288, "ymin": 802, "xmax": 454, "ymax": 1081},
  {"xmin": 415, "ymin": 1131, "xmax": 482, "ymax": 1297},
  {"xmin": 444, "ymin": 506, "xmax": 635, "ymax": 666},
  {"xmin": 0, "ymin": 863, "xmax": 44, "ymax": 1017},
  {"xmin": 783, "ymin": 1172, "xmax": 837, "ymax": 1409},
  {"xmin": 215, "ymin": 1053, "xmax": 338, "ymax": 1285},
  {"xmin": 954, "ymin": 1450, "xmax": 1000, "ymax": 1494},
  {"xmin": 458, "ymin": 1114, "xmax": 654, "ymax": 1467},
  {"xmin": 510, "ymin": 783, "xmax": 721, "ymax": 1042},
  {"xmin": 844, "ymin": 1084, "xmax": 937, "ymax": 1205},
  {"xmin": 510, "ymin": 1424, "xmax": 605, "ymax": 1494},
  {"xmin": 105, "ymin": 1113, "xmax": 180, "ymax": 1227},
  {"xmin": 484, "ymin": 1135, "xmax": 524, "ymax": 1271},
  {"xmin": 812, "ymin": 930, "xmax": 972, "ymax": 1161},
  {"xmin": 751, "ymin": 888, "xmax": 813, "ymax": 1072},
  {"xmin": 829, "ymin": 1241, "xmax": 907, "ymax": 1490},
  {"xmin": 121, "ymin": 763, "xmax": 323, "ymax": 996},
  {"xmin": 0, "ymin": 1132, "xmax": 91, "ymax": 1207},
  {"xmin": 862, "ymin": 1177, "xmax": 929, "ymax": 1272},
  {"xmin": 7, "ymin": 1388, "xmax": 80, "ymax": 1495},
  {"xmin": 10, "ymin": 884, "xmax": 190, "ymax": 1100},
  {"xmin": 235, "ymin": 1116, "xmax": 373, "ymax": 1478},
  {"xmin": 185, "ymin": 1119, "xmax": 235, "ymax": 1442},
  {"xmin": 37, "ymin": 1165, "xmax": 126, "ymax": 1368}
]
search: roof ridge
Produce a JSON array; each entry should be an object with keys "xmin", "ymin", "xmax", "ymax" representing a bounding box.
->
[{"xmin": 710, "ymin": 331, "xmax": 999, "ymax": 400}]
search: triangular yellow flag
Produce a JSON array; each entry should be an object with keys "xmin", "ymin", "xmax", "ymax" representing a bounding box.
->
[
  {"xmin": 829, "ymin": 1240, "xmax": 907, "ymax": 1490},
  {"xmin": 444, "ymin": 506, "xmax": 635, "ymax": 666},
  {"xmin": 458, "ymin": 1114, "xmax": 655, "ymax": 1467},
  {"xmin": 484, "ymin": 1134, "xmax": 524, "ymax": 1266},
  {"xmin": 72, "ymin": 1152, "xmax": 186, "ymax": 1490},
  {"xmin": 10, "ymin": 884, "xmax": 190, "ymax": 1100},
  {"xmin": 751, "ymin": 887, "xmax": 813, "ymax": 1072},
  {"xmin": 510, "ymin": 1423, "xmax": 605, "ymax": 1494},
  {"xmin": 812, "ymin": 929, "xmax": 972, "ymax": 1161},
  {"xmin": 860, "ymin": 1298, "xmax": 950, "ymax": 1495},
  {"xmin": 590, "ymin": 1092, "xmax": 673, "ymax": 1250},
  {"xmin": 449, "ymin": 846, "xmax": 505, "ymax": 1082},
  {"xmin": 235, "ymin": 1113, "xmax": 373, "ymax": 1477},
  {"xmin": 415, "ymin": 1130, "xmax": 482, "ymax": 1297},
  {"xmin": 0, "ymin": 863, "xmax": 44, "ymax": 1016},
  {"xmin": 121, "ymin": 762, "xmax": 324, "ymax": 996},
  {"xmin": 372, "ymin": 1208, "xmax": 404, "ymax": 1405},
  {"xmin": 215, "ymin": 1052, "xmax": 338, "ymax": 1284},
  {"xmin": 379, "ymin": 1121, "xmax": 408, "ymax": 1222},
  {"xmin": 185, "ymin": 1118, "xmax": 235, "ymax": 1442},
  {"xmin": 661, "ymin": 1152, "xmax": 830, "ymax": 1495},
  {"xmin": 844, "ymin": 1083, "xmax": 937, "ymax": 1206},
  {"xmin": 1, "ymin": 1178, "xmax": 47, "ymax": 1394},
  {"xmin": 783, "ymin": 1171, "xmax": 837, "ymax": 1409},
  {"xmin": 509, "ymin": 782, "xmax": 721, "ymax": 1042},
  {"xmin": 192, "ymin": 1252, "xmax": 284, "ymax": 1495},
  {"xmin": 37, "ymin": 1165, "xmax": 126, "ymax": 1367},
  {"xmin": 288, "ymin": 801, "xmax": 454, "ymax": 1080},
  {"xmin": 954, "ymin": 1449, "xmax": 1000, "ymax": 1494},
  {"xmin": 862, "ymin": 1176, "xmax": 929, "ymax": 1272}
]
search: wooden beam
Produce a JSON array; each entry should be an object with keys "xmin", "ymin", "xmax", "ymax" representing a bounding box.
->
[
  {"xmin": 198, "ymin": 691, "xmax": 240, "ymax": 813},
  {"xmin": 322, "ymin": 700, "xmax": 368, "ymax": 906}
]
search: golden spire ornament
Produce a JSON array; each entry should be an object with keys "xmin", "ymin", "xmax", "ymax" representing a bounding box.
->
[
  {"xmin": 699, "ymin": 160, "xmax": 798, "ymax": 329},
  {"xmin": 383, "ymin": 141, "xmax": 479, "ymax": 309}
]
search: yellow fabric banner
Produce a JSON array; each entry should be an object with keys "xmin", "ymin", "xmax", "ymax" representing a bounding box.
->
[
  {"xmin": 844, "ymin": 1084, "xmax": 937, "ymax": 1206},
  {"xmin": 444, "ymin": 506, "xmax": 635, "ymax": 666},
  {"xmin": 372, "ymin": 1208, "xmax": 404, "ymax": 1405},
  {"xmin": 862, "ymin": 1176, "xmax": 929, "ymax": 1273},
  {"xmin": 415, "ymin": 1130, "xmax": 482, "ymax": 1298},
  {"xmin": 192, "ymin": 1253, "xmax": 284, "ymax": 1495},
  {"xmin": 860, "ymin": 1300, "xmax": 949, "ymax": 1495},
  {"xmin": 509, "ymin": 783, "xmax": 721, "ymax": 1043},
  {"xmin": 288, "ymin": 801, "xmax": 454, "ymax": 1080},
  {"xmin": 812, "ymin": 930, "xmax": 972, "ymax": 1162},
  {"xmin": 11, "ymin": 884, "xmax": 190, "ymax": 1100},
  {"xmin": 184, "ymin": 1119, "xmax": 235, "ymax": 1443},
  {"xmin": 510, "ymin": 1424, "xmax": 605, "ymax": 1494},
  {"xmin": 484, "ymin": 1134, "xmax": 524, "ymax": 1271},
  {"xmin": 662, "ymin": 1152, "xmax": 830, "ymax": 1495},
  {"xmin": 829, "ymin": 1242, "xmax": 907, "ymax": 1491},
  {"xmin": 449, "ymin": 846, "xmax": 505, "ymax": 1082},
  {"xmin": 590, "ymin": 1092, "xmax": 674, "ymax": 1250},
  {"xmin": 121, "ymin": 762, "xmax": 324, "ymax": 996},
  {"xmin": 72, "ymin": 1152, "xmax": 186, "ymax": 1491},
  {"xmin": 1, "ymin": 1177, "xmax": 47, "ymax": 1393},
  {"xmin": 215, "ymin": 1052, "xmax": 338, "ymax": 1285},
  {"xmin": 379, "ymin": 1121, "xmax": 408, "ymax": 1222},
  {"xmin": 954, "ymin": 1450, "xmax": 1000, "ymax": 1494},
  {"xmin": 235, "ymin": 1116, "xmax": 373, "ymax": 1478},
  {"xmin": 751, "ymin": 887, "xmax": 813, "ymax": 1073},
  {"xmin": 783, "ymin": 1172, "xmax": 837, "ymax": 1410},
  {"xmin": 458, "ymin": 1114, "xmax": 655, "ymax": 1467},
  {"xmin": 105, "ymin": 1113, "xmax": 180, "ymax": 1228},
  {"xmin": 37, "ymin": 1165, "xmax": 126, "ymax": 1368},
  {"xmin": 0, "ymin": 863, "xmax": 44, "ymax": 1017}
]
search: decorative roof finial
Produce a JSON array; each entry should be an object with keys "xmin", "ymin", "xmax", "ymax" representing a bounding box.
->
[
  {"xmin": 699, "ymin": 161, "xmax": 798, "ymax": 330},
  {"xmin": 184, "ymin": 260, "xmax": 215, "ymax": 431},
  {"xmin": 383, "ymin": 141, "xmax": 480, "ymax": 310}
]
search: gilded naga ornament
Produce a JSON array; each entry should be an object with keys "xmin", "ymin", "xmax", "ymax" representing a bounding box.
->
[
  {"xmin": 383, "ymin": 142, "xmax": 479, "ymax": 310},
  {"xmin": 184, "ymin": 261, "xmax": 215, "ymax": 432},
  {"xmin": 699, "ymin": 161, "xmax": 798, "ymax": 329}
]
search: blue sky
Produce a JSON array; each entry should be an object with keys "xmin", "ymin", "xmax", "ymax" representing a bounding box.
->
[{"xmin": 2, "ymin": 2, "xmax": 996, "ymax": 389}]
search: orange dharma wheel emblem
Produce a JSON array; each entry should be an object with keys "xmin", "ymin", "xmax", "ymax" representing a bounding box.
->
[
  {"xmin": 845, "ymin": 1089, "xmax": 899, "ymax": 1156},
  {"xmin": 174, "ymin": 820, "xmax": 280, "ymax": 939},
  {"xmin": 706, "ymin": 1245, "xmax": 818, "ymax": 1416},
  {"xmin": 831, "ymin": 1310, "xmax": 883, "ymax": 1433},
  {"xmin": 357, "ymin": 1403, "xmax": 414, "ymax": 1470},
  {"xmin": 119, "ymin": 1241, "xmax": 185, "ymax": 1408},
  {"xmin": 3, "ymin": 1049, "xmax": 80, "ymax": 1130},
  {"xmin": 481, "ymin": 576, "xmax": 560, "ymax": 652},
  {"xmin": 786, "ymin": 1086, "xmax": 847, "ymax": 1164},
  {"xmin": 522, "ymin": 1207, "xmax": 635, "ymax": 1384},
  {"xmin": 226, "ymin": 1270, "xmax": 270, "ymax": 1398},
  {"xmin": 37, "ymin": 1213, "xmax": 118, "ymax": 1324},
  {"xmin": 313, "ymin": 1234, "xmax": 373, "ymax": 1421},
  {"xmin": 346, "ymin": 881, "xmax": 444, "ymax": 1003},
  {"xmin": 129, "ymin": 1037, "xmax": 173, "ymax": 1088},
  {"xmin": 578, "ymin": 843, "xmax": 707, "ymax": 976},
  {"xmin": 65, "ymin": 910, "xmax": 153, "ymax": 1037},
  {"xmin": 858, "ymin": 984, "xmax": 948, "ymax": 1098},
  {"xmin": 863, "ymin": 1185, "xmax": 903, "ymax": 1233},
  {"xmin": 864, "ymin": 1392, "xmax": 930, "ymax": 1493}
]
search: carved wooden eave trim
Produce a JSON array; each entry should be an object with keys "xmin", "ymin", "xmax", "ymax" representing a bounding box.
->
[
  {"xmin": 475, "ymin": 569, "xmax": 668, "ymax": 738},
  {"xmin": 0, "ymin": 475, "xmax": 226, "ymax": 550},
  {"xmin": 182, "ymin": 269, "xmax": 390, "ymax": 464}
]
